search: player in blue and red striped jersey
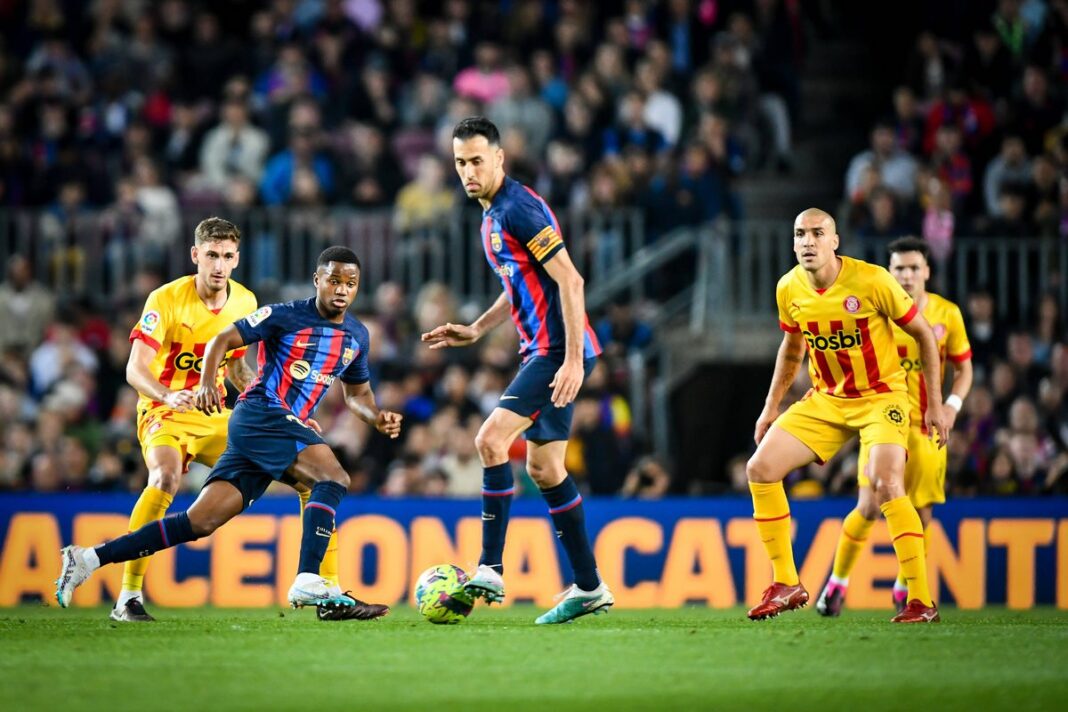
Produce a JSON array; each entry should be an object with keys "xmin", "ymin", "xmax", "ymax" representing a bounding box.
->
[
  {"xmin": 421, "ymin": 117, "xmax": 613, "ymax": 624},
  {"xmin": 57, "ymin": 247, "xmax": 402, "ymax": 613}
]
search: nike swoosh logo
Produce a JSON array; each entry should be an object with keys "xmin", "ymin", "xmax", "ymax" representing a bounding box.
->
[
  {"xmin": 500, "ymin": 395, "xmax": 519, "ymax": 400},
  {"xmin": 295, "ymin": 339, "xmax": 316, "ymax": 348}
]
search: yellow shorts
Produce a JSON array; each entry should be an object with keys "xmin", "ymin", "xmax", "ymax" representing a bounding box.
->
[
  {"xmin": 137, "ymin": 405, "xmax": 231, "ymax": 471},
  {"xmin": 773, "ymin": 390, "xmax": 909, "ymax": 465},
  {"xmin": 858, "ymin": 427, "xmax": 947, "ymax": 508}
]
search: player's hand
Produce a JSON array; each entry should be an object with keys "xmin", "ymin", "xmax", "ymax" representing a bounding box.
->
[
  {"xmin": 306, "ymin": 418, "xmax": 323, "ymax": 434},
  {"xmin": 925, "ymin": 402, "xmax": 951, "ymax": 449},
  {"xmin": 163, "ymin": 389, "xmax": 196, "ymax": 413},
  {"xmin": 549, "ymin": 358, "xmax": 584, "ymax": 407},
  {"xmin": 375, "ymin": 410, "xmax": 403, "ymax": 439},
  {"xmin": 754, "ymin": 405, "xmax": 778, "ymax": 445},
  {"xmin": 194, "ymin": 384, "xmax": 223, "ymax": 415},
  {"xmin": 421, "ymin": 323, "xmax": 479, "ymax": 350}
]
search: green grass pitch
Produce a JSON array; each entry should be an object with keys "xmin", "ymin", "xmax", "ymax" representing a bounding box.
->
[{"xmin": 2, "ymin": 606, "xmax": 1066, "ymax": 711}]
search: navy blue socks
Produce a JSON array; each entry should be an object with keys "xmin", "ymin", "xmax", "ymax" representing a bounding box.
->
[
  {"xmin": 541, "ymin": 476, "xmax": 599, "ymax": 591},
  {"xmin": 298, "ymin": 480, "xmax": 346, "ymax": 575},
  {"xmin": 95, "ymin": 512, "xmax": 196, "ymax": 566},
  {"xmin": 478, "ymin": 463, "xmax": 514, "ymax": 572}
]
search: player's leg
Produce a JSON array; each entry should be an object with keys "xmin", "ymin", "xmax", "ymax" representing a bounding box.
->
[
  {"xmin": 56, "ymin": 482, "xmax": 242, "ymax": 608},
  {"xmin": 293, "ymin": 481, "xmax": 340, "ymax": 588},
  {"xmin": 817, "ymin": 446, "xmax": 879, "ymax": 617},
  {"xmin": 527, "ymin": 439, "xmax": 614, "ymax": 624},
  {"xmin": 114, "ymin": 438, "xmax": 185, "ymax": 621},
  {"xmin": 745, "ymin": 394, "xmax": 849, "ymax": 620},
  {"xmin": 465, "ymin": 407, "xmax": 531, "ymax": 602},
  {"xmin": 868, "ymin": 442, "xmax": 938, "ymax": 622},
  {"xmin": 283, "ymin": 443, "xmax": 354, "ymax": 607},
  {"xmin": 893, "ymin": 429, "xmax": 944, "ymax": 611}
]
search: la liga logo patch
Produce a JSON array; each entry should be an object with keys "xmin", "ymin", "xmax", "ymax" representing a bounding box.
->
[
  {"xmin": 843, "ymin": 296, "xmax": 861, "ymax": 313},
  {"xmin": 246, "ymin": 306, "xmax": 272, "ymax": 327},
  {"xmin": 139, "ymin": 310, "xmax": 160, "ymax": 335},
  {"xmin": 883, "ymin": 403, "xmax": 907, "ymax": 426}
]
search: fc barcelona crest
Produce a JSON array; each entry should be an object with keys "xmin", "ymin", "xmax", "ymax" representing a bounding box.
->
[
  {"xmin": 342, "ymin": 347, "xmax": 355, "ymax": 365},
  {"xmin": 491, "ymin": 232, "xmax": 502, "ymax": 253}
]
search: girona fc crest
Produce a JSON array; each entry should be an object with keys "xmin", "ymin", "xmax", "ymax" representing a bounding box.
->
[
  {"xmin": 843, "ymin": 295, "xmax": 861, "ymax": 313},
  {"xmin": 342, "ymin": 347, "xmax": 355, "ymax": 365}
]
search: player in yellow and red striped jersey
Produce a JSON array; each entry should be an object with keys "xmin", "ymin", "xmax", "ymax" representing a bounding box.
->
[
  {"xmin": 112, "ymin": 217, "xmax": 258, "ymax": 621},
  {"xmin": 817, "ymin": 236, "xmax": 973, "ymax": 617},
  {"xmin": 745, "ymin": 208, "xmax": 950, "ymax": 624}
]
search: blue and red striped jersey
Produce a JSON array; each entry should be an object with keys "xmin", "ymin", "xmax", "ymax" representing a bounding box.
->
[
  {"xmin": 481, "ymin": 176, "xmax": 601, "ymax": 360},
  {"xmin": 233, "ymin": 298, "xmax": 370, "ymax": 420}
]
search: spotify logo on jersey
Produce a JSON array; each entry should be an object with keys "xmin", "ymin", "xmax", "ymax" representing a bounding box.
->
[{"xmin": 289, "ymin": 360, "xmax": 311, "ymax": 380}]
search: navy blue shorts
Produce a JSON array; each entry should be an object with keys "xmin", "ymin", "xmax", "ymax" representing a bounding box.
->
[
  {"xmin": 204, "ymin": 400, "xmax": 325, "ymax": 509},
  {"xmin": 497, "ymin": 356, "xmax": 597, "ymax": 442}
]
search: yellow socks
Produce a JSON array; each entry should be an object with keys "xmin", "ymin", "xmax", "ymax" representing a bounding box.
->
[
  {"xmin": 299, "ymin": 487, "xmax": 340, "ymax": 587},
  {"xmin": 895, "ymin": 525, "xmax": 932, "ymax": 592},
  {"xmin": 749, "ymin": 481, "xmax": 799, "ymax": 586},
  {"xmin": 881, "ymin": 496, "xmax": 933, "ymax": 606},
  {"xmin": 831, "ymin": 508, "xmax": 876, "ymax": 582},
  {"xmin": 121, "ymin": 486, "xmax": 174, "ymax": 593}
]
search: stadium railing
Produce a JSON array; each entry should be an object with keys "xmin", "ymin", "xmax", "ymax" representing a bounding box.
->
[{"xmin": 0, "ymin": 207, "xmax": 646, "ymax": 308}]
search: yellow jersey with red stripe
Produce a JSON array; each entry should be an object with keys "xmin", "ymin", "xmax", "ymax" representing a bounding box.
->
[
  {"xmin": 776, "ymin": 256, "xmax": 917, "ymax": 398},
  {"xmin": 129, "ymin": 275, "xmax": 258, "ymax": 411},
  {"xmin": 893, "ymin": 292, "xmax": 971, "ymax": 430}
]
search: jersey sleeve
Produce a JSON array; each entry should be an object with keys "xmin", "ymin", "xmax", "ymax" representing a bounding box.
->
[
  {"xmin": 946, "ymin": 303, "xmax": 972, "ymax": 362},
  {"xmin": 872, "ymin": 268, "xmax": 917, "ymax": 326},
  {"xmin": 502, "ymin": 194, "xmax": 565, "ymax": 264},
  {"xmin": 228, "ymin": 292, "xmax": 258, "ymax": 360},
  {"xmin": 129, "ymin": 289, "xmax": 169, "ymax": 352},
  {"xmin": 776, "ymin": 279, "xmax": 799, "ymax": 333},
  {"xmin": 233, "ymin": 302, "xmax": 286, "ymax": 345},
  {"xmin": 340, "ymin": 323, "xmax": 371, "ymax": 385}
]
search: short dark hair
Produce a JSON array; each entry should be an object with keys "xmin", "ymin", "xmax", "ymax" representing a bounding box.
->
[
  {"xmin": 317, "ymin": 246, "xmax": 361, "ymax": 271},
  {"xmin": 888, "ymin": 236, "xmax": 930, "ymax": 262},
  {"xmin": 453, "ymin": 116, "xmax": 500, "ymax": 145}
]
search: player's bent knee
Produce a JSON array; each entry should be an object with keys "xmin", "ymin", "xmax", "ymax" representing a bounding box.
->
[
  {"xmin": 474, "ymin": 429, "xmax": 508, "ymax": 464},
  {"xmin": 148, "ymin": 467, "xmax": 182, "ymax": 495},
  {"xmin": 188, "ymin": 511, "xmax": 222, "ymax": 538},
  {"xmin": 745, "ymin": 455, "xmax": 778, "ymax": 484}
]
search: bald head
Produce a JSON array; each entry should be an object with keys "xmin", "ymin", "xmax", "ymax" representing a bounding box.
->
[{"xmin": 794, "ymin": 207, "xmax": 837, "ymax": 235}]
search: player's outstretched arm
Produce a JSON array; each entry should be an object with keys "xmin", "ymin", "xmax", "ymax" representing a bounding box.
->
[
  {"xmin": 900, "ymin": 314, "xmax": 950, "ymax": 446},
  {"xmin": 126, "ymin": 339, "xmax": 194, "ymax": 412},
  {"xmin": 542, "ymin": 249, "xmax": 587, "ymax": 407},
  {"xmin": 754, "ymin": 331, "xmax": 806, "ymax": 445},
  {"xmin": 420, "ymin": 292, "xmax": 510, "ymax": 350},
  {"xmin": 195, "ymin": 324, "xmax": 247, "ymax": 415},
  {"xmin": 342, "ymin": 381, "xmax": 402, "ymax": 439}
]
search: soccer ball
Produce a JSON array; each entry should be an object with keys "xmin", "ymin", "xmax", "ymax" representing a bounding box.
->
[{"xmin": 414, "ymin": 564, "xmax": 475, "ymax": 624}]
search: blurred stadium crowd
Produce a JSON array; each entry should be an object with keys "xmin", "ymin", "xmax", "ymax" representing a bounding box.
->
[{"xmin": 0, "ymin": 0, "xmax": 1065, "ymax": 498}]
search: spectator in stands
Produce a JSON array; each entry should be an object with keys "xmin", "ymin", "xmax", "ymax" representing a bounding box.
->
[
  {"xmin": 845, "ymin": 119, "xmax": 919, "ymax": 203},
  {"xmin": 855, "ymin": 186, "xmax": 913, "ymax": 243},
  {"xmin": 393, "ymin": 155, "xmax": 455, "ymax": 233},
  {"xmin": 929, "ymin": 123, "xmax": 973, "ymax": 211},
  {"xmin": 339, "ymin": 122, "xmax": 403, "ymax": 208},
  {"xmin": 259, "ymin": 105, "xmax": 334, "ymax": 205},
  {"xmin": 488, "ymin": 65, "xmax": 555, "ymax": 158},
  {"xmin": 621, "ymin": 455, "xmax": 671, "ymax": 498},
  {"xmin": 28, "ymin": 319, "xmax": 98, "ymax": 398},
  {"xmin": 0, "ymin": 255, "xmax": 55, "ymax": 355},
  {"xmin": 979, "ymin": 183, "xmax": 1033, "ymax": 238},
  {"xmin": 1010, "ymin": 65, "xmax": 1063, "ymax": 155},
  {"xmin": 890, "ymin": 86, "xmax": 926, "ymax": 156},
  {"xmin": 966, "ymin": 290, "xmax": 1007, "ymax": 377},
  {"xmin": 453, "ymin": 40, "xmax": 510, "ymax": 104},
  {"xmin": 199, "ymin": 97, "xmax": 270, "ymax": 191},
  {"xmin": 984, "ymin": 134, "xmax": 1032, "ymax": 216}
]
